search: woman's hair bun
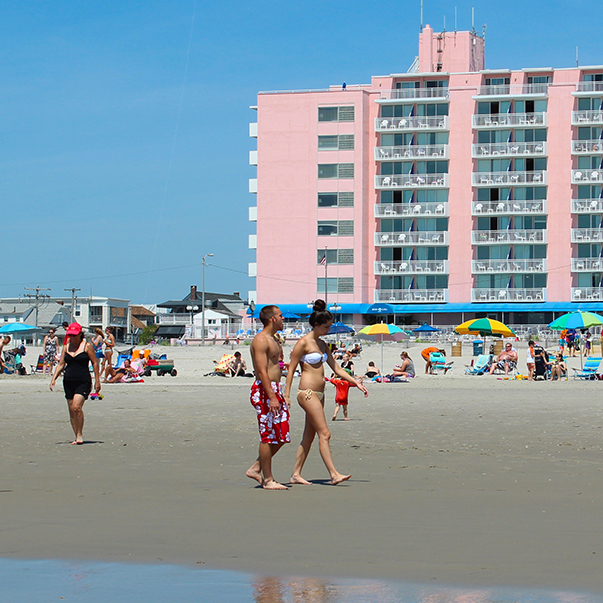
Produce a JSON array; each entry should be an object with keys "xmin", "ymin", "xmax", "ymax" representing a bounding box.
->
[{"xmin": 313, "ymin": 299, "xmax": 327, "ymax": 312}]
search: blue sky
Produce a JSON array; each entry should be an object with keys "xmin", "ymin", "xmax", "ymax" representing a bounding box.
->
[{"xmin": 0, "ymin": 0, "xmax": 601, "ymax": 303}]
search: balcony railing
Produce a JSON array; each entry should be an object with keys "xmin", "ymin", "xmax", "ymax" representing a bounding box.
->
[
  {"xmin": 375, "ymin": 289, "xmax": 448, "ymax": 303},
  {"xmin": 472, "ymin": 259, "xmax": 547, "ymax": 274},
  {"xmin": 472, "ymin": 112, "xmax": 547, "ymax": 128},
  {"xmin": 571, "ymin": 110, "xmax": 603, "ymax": 125},
  {"xmin": 157, "ymin": 314, "xmax": 195, "ymax": 325},
  {"xmin": 572, "ymin": 287, "xmax": 603, "ymax": 301},
  {"xmin": 110, "ymin": 316, "xmax": 127, "ymax": 326},
  {"xmin": 570, "ymin": 228, "xmax": 603, "ymax": 243},
  {"xmin": 475, "ymin": 84, "xmax": 549, "ymax": 97},
  {"xmin": 89, "ymin": 314, "xmax": 103, "ymax": 324},
  {"xmin": 471, "ymin": 200, "xmax": 546, "ymax": 215},
  {"xmin": 375, "ymin": 144, "xmax": 448, "ymax": 160},
  {"xmin": 472, "ymin": 171, "xmax": 547, "ymax": 186},
  {"xmin": 375, "ymin": 116, "xmax": 449, "ymax": 132},
  {"xmin": 575, "ymin": 82, "xmax": 603, "ymax": 94},
  {"xmin": 376, "ymin": 231, "xmax": 448, "ymax": 246},
  {"xmin": 378, "ymin": 88, "xmax": 449, "ymax": 101},
  {"xmin": 571, "ymin": 258, "xmax": 603, "ymax": 272},
  {"xmin": 471, "ymin": 288, "xmax": 546, "ymax": 302},
  {"xmin": 472, "ymin": 142, "xmax": 547, "ymax": 158},
  {"xmin": 471, "ymin": 229, "xmax": 547, "ymax": 244},
  {"xmin": 375, "ymin": 260, "xmax": 448, "ymax": 275},
  {"xmin": 572, "ymin": 169, "xmax": 603, "ymax": 184},
  {"xmin": 571, "ymin": 199, "xmax": 603, "ymax": 213},
  {"xmin": 571, "ymin": 140, "xmax": 603, "ymax": 154},
  {"xmin": 375, "ymin": 174, "xmax": 449, "ymax": 189},
  {"xmin": 374, "ymin": 202, "xmax": 449, "ymax": 217}
]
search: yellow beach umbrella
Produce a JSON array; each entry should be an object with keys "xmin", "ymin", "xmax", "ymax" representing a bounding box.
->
[{"xmin": 455, "ymin": 318, "xmax": 516, "ymax": 338}]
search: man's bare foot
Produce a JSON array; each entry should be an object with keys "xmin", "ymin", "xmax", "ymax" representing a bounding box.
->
[
  {"xmin": 246, "ymin": 466, "xmax": 262, "ymax": 484},
  {"xmin": 262, "ymin": 479, "xmax": 288, "ymax": 490},
  {"xmin": 290, "ymin": 474, "xmax": 312, "ymax": 485},
  {"xmin": 331, "ymin": 473, "xmax": 351, "ymax": 485},
  {"xmin": 344, "ymin": 418, "xmax": 350, "ymax": 421}
]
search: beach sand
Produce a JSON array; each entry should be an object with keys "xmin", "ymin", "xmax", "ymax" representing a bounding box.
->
[{"xmin": 1, "ymin": 340, "xmax": 602, "ymax": 593}]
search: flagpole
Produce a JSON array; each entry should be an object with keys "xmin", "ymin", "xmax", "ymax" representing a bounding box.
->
[{"xmin": 324, "ymin": 245, "xmax": 328, "ymax": 304}]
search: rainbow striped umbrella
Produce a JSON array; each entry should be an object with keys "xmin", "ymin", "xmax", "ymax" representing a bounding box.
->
[{"xmin": 358, "ymin": 324, "xmax": 409, "ymax": 372}]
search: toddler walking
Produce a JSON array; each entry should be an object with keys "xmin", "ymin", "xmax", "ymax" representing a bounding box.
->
[{"xmin": 326, "ymin": 374, "xmax": 359, "ymax": 421}]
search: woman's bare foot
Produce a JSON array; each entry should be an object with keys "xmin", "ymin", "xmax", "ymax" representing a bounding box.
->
[
  {"xmin": 331, "ymin": 416, "xmax": 336, "ymax": 421},
  {"xmin": 290, "ymin": 474, "xmax": 312, "ymax": 485},
  {"xmin": 331, "ymin": 473, "xmax": 351, "ymax": 485},
  {"xmin": 71, "ymin": 439, "xmax": 84, "ymax": 445},
  {"xmin": 262, "ymin": 479, "xmax": 288, "ymax": 490},
  {"xmin": 246, "ymin": 466, "xmax": 262, "ymax": 484},
  {"xmin": 344, "ymin": 418, "xmax": 350, "ymax": 421}
]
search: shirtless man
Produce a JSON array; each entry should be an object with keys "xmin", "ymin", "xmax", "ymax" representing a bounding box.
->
[{"xmin": 246, "ymin": 305, "xmax": 290, "ymax": 490}]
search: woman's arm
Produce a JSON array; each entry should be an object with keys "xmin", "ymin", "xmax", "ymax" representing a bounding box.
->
[
  {"xmin": 50, "ymin": 347, "xmax": 67, "ymax": 390},
  {"xmin": 326, "ymin": 347, "xmax": 368, "ymax": 396},
  {"xmin": 86, "ymin": 342, "xmax": 101, "ymax": 393},
  {"xmin": 284, "ymin": 340, "xmax": 305, "ymax": 401}
]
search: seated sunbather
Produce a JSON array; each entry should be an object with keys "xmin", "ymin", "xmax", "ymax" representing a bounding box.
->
[
  {"xmin": 550, "ymin": 352, "xmax": 566, "ymax": 381},
  {"xmin": 488, "ymin": 343, "xmax": 518, "ymax": 375},
  {"xmin": 104, "ymin": 359, "xmax": 140, "ymax": 383}
]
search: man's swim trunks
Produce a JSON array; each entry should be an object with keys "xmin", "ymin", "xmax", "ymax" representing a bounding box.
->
[{"xmin": 250, "ymin": 380, "xmax": 291, "ymax": 444}]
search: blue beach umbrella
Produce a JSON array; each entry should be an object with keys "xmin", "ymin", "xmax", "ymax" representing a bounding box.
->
[
  {"xmin": 412, "ymin": 324, "xmax": 440, "ymax": 333},
  {"xmin": 328, "ymin": 322, "xmax": 355, "ymax": 335},
  {"xmin": 0, "ymin": 323, "xmax": 40, "ymax": 335}
]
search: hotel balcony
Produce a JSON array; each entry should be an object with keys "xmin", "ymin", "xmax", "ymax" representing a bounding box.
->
[
  {"xmin": 571, "ymin": 199, "xmax": 603, "ymax": 213},
  {"xmin": 375, "ymin": 174, "xmax": 449, "ymax": 189},
  {"xmin": 471, "ymin": 200, "xmax": 546, "ymax": 215},
  {"xmin": 572, "ymin": 169, "xmax": 603, "ymax": 184},
  {"xmin": 157, "ymin": 314, "xmax": 193, "ymax": 325},
  {"xmin": 375, "ymin": 202, "xmax": 449, "ymax": 217},
  {"xmin": 376, "ymin": 231, "xmax": 448, "ymax": 246},
  {"xmin": 571, "ymin": 140, "xmax": 603, "ymax": 155},
  {"xmin": 375, "ymin": 144, "xmax": 448, "ymax": 161},
  {"xmin": 472, "ymin": 171, "xmax": 547, "ymax": 187},
  {"xmin": 572, "ymin": 287, "xmax": 603, "ymax": 301},
  {"xmin": 471, "ymin": 229, "xmax": 547, "ymax": 245},
  {"xmin": 474, "ymin": 84, "xmax": 549, "ymax": 98},
  {"xmin": 377, "ymin": 88, "xmax": 449, "ymax": 102},
  {"xmin": 472, "ymin": 112, "xmax": 547, "ymax": 129},
  {"xmin": 471, "ymin": 259, "xmax": 547, "ymax": 274},
  {"xmin": 571, "ymin": 110, "xmax": 603, "ymax": 125},
  {"xmin": 375, "ymin": 260, "xmax": 448, "ymax": 275},
  {"xmin": 574, "ymin": 82, "xmax": 603, "ymax": 95},
  {"xmin": 375, "ymin": 116, "xmax": 449, "ymax": 132},
  {"xmin": 471, "ymin": 288, "xmax": 546, "ymax": 302},
  {"xmin": 375, "ymin": 289, "xmax": 448, "ymax": 303},
  {"xmin": 571, "ymin": 258, "xmax": 603, "ymax": 272},
  {"xmin": 570, "ymin": 228, "xmax": 603, "ymax": 243},
  {"xmin": 472, "ymin": 142, "xmax": 547, "ymax": 158}
]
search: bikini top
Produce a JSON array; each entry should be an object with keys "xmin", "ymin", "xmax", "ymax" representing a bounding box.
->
[{"xmin": 300, "ymin": 352, "xmax": 328, "ymax": 365}]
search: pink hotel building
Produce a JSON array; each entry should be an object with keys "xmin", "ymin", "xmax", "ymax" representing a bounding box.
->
[{"xmin": 248, "ymin": 26, "xmax": 603, "ymax": 325}]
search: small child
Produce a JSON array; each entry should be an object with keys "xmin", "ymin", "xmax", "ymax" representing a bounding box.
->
[{"xmin": 325, "ymin": 375, "xmax": 358, "ymax": 421}]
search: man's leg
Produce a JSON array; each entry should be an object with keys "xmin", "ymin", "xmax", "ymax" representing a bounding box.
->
[
  {"xmin": 246, "ymin": 442, "xmax": 283, "ymax": 484},
  {"xmin": 259, "ymin": 442, "xmax": 287, "ymax": 489}
]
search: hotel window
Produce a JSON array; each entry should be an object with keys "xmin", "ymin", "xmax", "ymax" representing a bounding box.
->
[
  {"xmin": 527, "ymin": 76, "xmax": 550, "ymax": 84},
  {"xmin": 317, "ymin": 221, "xmax": 354, "ymax": 236},
  {"xmin": 317, "ymin": 278, "xmax": 354, "ymax": 294},
  {"xmin": 584, "ymin": 74, "xmax": 603, "ymax": 82},
  {"xmin": 317, "ymin": 249, "xmax": 354, "ymax": 264},
  {"xmin": 318, "ymin": 134, "xmax": 354, "ymax": 150},
  {"xmin": 318, "ymin": 163, "xmax": 354, "ymax": 179},
  {"xmin": 416, "ymin": 103, "xmax": 448, "ymax": 116},
  {"xmin": 318, "ymin": 106, "xmax": 355, "ymax": 122},
  {"xmin": 317, "ymin": 192, "xmax": 354, "ymax": 207},
  {"xmin": 485, "ymin": 77, "xmax": 510, "ymax": 85}
]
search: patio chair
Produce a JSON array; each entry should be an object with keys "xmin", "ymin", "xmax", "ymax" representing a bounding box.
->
[
  {"xmin": 429, "ymin": 352, "xmax": 453, "ymax": 374},
  {"xmin": 572, "ymin": 357, "xmax": 602, "ymax": 380},
  {"xmin": 465, "ymin": 354, "xmax": 492, "ymax": 375}
]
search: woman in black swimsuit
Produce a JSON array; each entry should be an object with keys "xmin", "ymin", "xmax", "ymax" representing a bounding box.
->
[{"xmin": 50, "ymin": 323, "xmax": 101, "ymax": 445}]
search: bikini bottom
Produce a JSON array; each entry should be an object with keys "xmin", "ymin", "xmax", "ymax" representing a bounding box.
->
[{"xmin": 298, "ymin": 389, "xmax": 324, "ymax": 401}]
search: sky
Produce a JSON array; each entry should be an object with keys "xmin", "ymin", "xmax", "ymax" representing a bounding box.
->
[{"xmin": 1, "ymin": 0, "xmax": 601, "ymax": 304}]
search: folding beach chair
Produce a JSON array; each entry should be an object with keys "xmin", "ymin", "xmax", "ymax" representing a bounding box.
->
[
  {"xmin": 429, "ymin": 352, "xmax": 453, "ymax": 374},
  {"xmin": 206, "ymin": 353, "xmax": 236, "ymax": 377},
  {"xmin": 572, "ymin": 357, "xmax": 602, "ymax": 380},
  {"xmin": 464, "ymin": 354, "xmax": 492, "ymax": 375},
  {"xmin": 31, "ymin": 354, "xmax": 45, "ymax": 374}
]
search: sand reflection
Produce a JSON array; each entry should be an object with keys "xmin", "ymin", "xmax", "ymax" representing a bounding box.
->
[{"xmin": 253, "ymin": 576, "xmax": 337, "ymax": 603}]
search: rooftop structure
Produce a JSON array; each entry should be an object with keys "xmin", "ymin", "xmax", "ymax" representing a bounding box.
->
[{"xmin": 248, "ymin": 25, "xmax": 603, "ymax": 324}]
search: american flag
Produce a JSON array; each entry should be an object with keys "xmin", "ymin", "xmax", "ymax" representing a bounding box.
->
[{"xmin": 320, "ymin": 255, "xmax": 326, "ymax": 266}]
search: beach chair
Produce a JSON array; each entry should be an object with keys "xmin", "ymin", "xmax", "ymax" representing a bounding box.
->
[
  {"xmin": 429, "ymin": 352, "xmax": 453, "ymax": 374},
  {"xmin": 207, "ymin": 353, "xmax": 236, "ymax": 377},
  {"xmin": 464, "ymin": 354, "xmax": 492, "ymax": 375},
  {"xmin": 572, "ymin": 357, "xmax": 602, "ymax": 380},
  {"xmin": 31, "ymin": 354, "xmax": 45, "ymax": 374}
]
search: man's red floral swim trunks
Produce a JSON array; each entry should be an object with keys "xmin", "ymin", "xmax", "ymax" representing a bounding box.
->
[{"xmin": 250, "ymin": 380, "xmax": 291, "ymax": 444}]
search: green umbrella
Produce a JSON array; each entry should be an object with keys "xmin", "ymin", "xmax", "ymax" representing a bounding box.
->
[{"xmin": 549, "ymin": 311, "xmax": 603, "ymax": 369}]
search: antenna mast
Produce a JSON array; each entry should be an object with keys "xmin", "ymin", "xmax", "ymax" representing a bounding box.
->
[{"xmin": 420, "ymin": 0, "xmax": 423, "ymax": 32}]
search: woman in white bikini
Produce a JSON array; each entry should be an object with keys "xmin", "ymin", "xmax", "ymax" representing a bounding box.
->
[{"xmin": 284, "ymin": 300, "xmax": 368, "ymax": 485}]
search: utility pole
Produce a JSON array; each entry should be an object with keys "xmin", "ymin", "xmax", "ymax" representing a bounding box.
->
[
  {"xmin": 65, "ymin": 288, "xmax": 81, "ymax": 323},
  {"xmin": 24, "ymin": 286, "xmax": 51, "ymax": 328}
]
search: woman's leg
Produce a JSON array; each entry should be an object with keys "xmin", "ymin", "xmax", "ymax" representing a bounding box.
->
[
  {"xmin": 104, "ymin": 351, "xmax": 113, "ymax": 379},
  {"xmin": 295, "ymin": 392, "xmax": 350, "ymax": 485},
  {"xmin": 291, "ymin": 392, "xmax": 317, "ymax": 484},
  {"xmin": 67, "ymin": 395, "xmax": 85, "ymax": 444}
]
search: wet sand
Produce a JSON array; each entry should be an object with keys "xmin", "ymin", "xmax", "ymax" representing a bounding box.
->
[{"xmin": 1, "ymin": 341, "xmax": 602, "ymax": 593}]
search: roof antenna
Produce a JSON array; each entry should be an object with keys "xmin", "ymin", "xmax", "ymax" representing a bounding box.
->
[
  {"xmin": 576, "ymin": 46, "xmax": 579, "ymax": 67},
  {"xmin": 443, "ymin": 15, "xmax": 446, "ymax": 31},
  {"xmin": 454, "ymin": 6, "xmax": 457, "ymax": 32},
  {"xmin": 471, "ymin": 6, "xmax": 475, "ymax": 32},
  {"xmin": 420, "ymin": 0, "xmax": 423, "ymax": 32}
]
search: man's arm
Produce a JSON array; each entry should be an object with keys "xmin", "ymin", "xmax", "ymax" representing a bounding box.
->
[{"xmin": 251, "ymin": 336, "xmax": 281, "ymax": 414}]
